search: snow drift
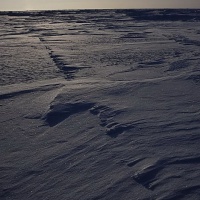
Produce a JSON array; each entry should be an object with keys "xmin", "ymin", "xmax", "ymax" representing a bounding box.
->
[{"xmin": 0, "ymin": 9, "xmax": 200, "ymax": 200}]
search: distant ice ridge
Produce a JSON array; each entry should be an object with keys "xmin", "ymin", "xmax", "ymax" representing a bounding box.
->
[{"xmin": 0, "ymin": 9, "xmax": 200, "ymax": 200}]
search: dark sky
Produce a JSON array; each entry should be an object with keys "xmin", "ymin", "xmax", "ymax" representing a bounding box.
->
[{"xmin": 0, "ymin": 0, "xmax": 200, "ymax": 11}]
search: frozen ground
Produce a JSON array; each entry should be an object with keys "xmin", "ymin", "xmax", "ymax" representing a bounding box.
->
[{"xmin": 0, "ymin": 9, "xmax": 200, "ymax": 200}]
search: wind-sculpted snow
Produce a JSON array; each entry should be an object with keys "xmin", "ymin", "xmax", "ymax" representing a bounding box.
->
[
  {"xmin": 44, "ymin": 101, "xmax": 95, "ymax": 127},
  {"xmin": 0, "ymin": 9, "xmax": 200, "ymax": 200}
]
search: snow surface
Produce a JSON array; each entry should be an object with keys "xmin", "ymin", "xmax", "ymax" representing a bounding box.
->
[{"xmin": 0, "ymin": 9, "xmax": 200, "ymax": 200}]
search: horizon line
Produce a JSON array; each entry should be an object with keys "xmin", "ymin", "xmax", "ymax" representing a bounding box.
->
[{"xmin": 0, "ymin": 8, "xmax": 200, "ymax": 12}]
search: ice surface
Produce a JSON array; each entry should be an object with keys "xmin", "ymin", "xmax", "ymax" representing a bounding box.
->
[{"xmin": 0, "ymin": 9, "xmax": 200, "ymax": 200}]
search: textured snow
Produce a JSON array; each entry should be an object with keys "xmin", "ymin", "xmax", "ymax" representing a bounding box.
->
[{"xmin": 0, "ymin": 9, "xmax": 200, "ymax": 200}]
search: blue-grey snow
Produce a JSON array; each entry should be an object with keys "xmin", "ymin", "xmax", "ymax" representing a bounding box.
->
[{"xmin": 0, "ymin": 9, "xmax": 200, "ymax": 200}]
